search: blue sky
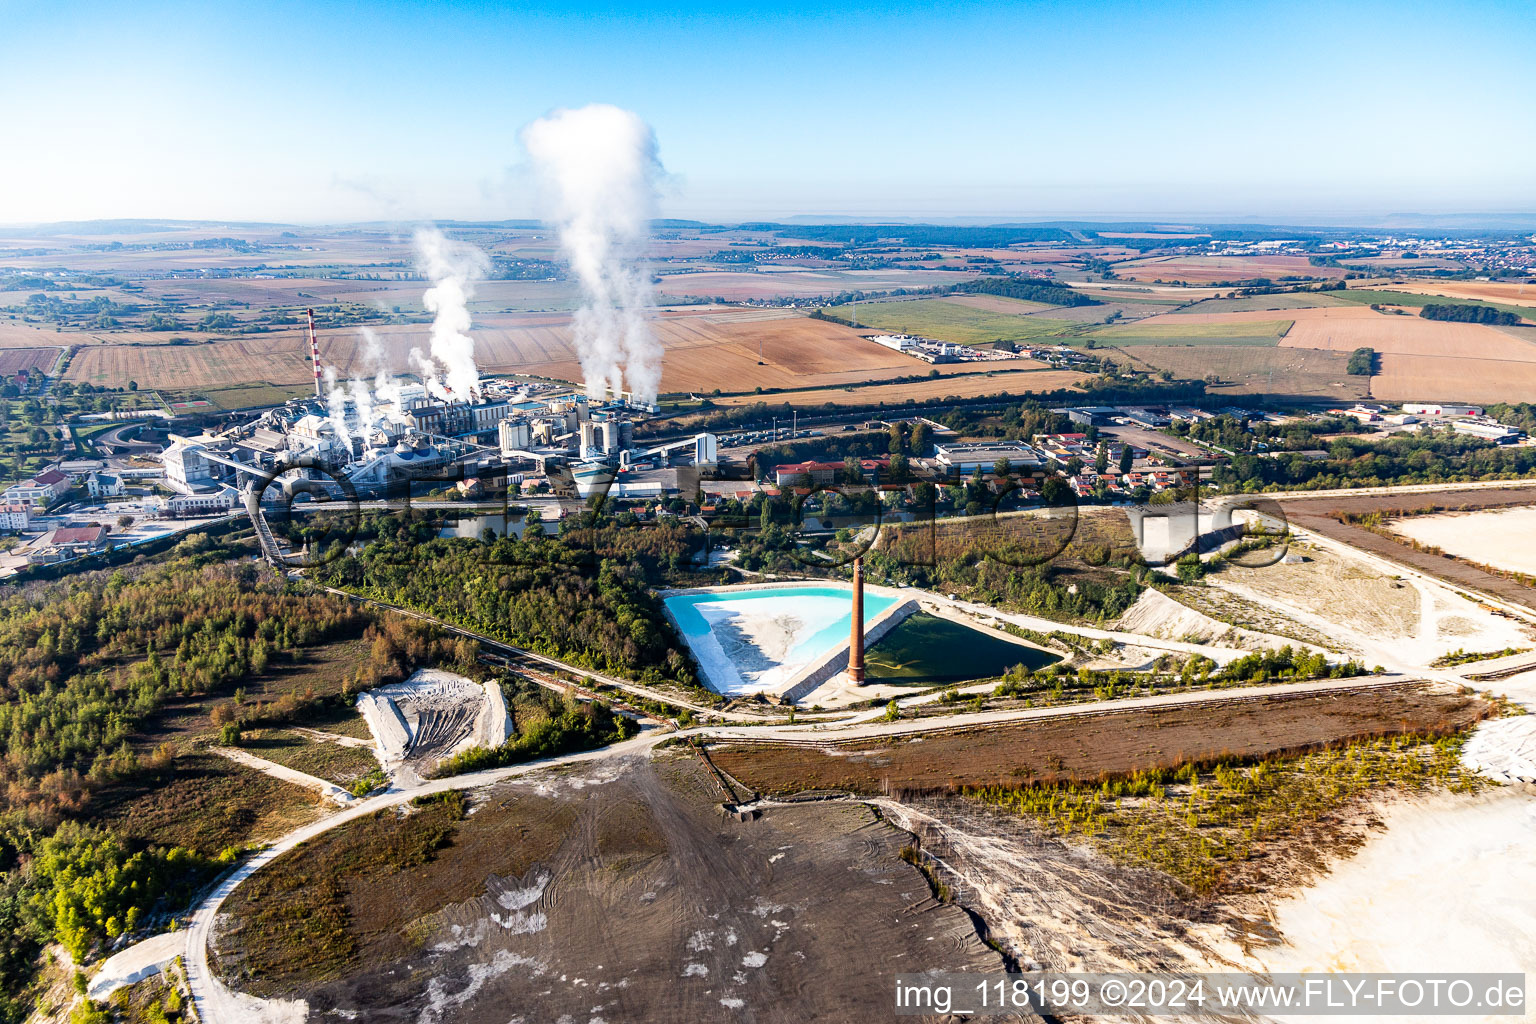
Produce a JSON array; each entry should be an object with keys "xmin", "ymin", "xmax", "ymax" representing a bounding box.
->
[{"xmin": 1, "ymin": 0, "xmax": 1532, "ymax": 223}]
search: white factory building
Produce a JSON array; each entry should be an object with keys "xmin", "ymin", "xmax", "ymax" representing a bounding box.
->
[{"xmin": 933, "ymin": 441, "xmax": 1046, "ymax": 476}]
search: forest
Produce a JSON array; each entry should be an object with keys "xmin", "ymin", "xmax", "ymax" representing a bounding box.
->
[
  {"xmin": 1210, "ymin": 430, "xmax": 1536, "ymax": 492},
  {"xmin": 309, "ymin": 518, "xmax": 705, "ymax": 694},
  {"xmin": 1346, "ymin": 346, "xmax": 1376, "ymax": 375},
  {"xmin": 0, "ymin": 533, "xmax": 468, "ymax": 1021},
  {"xmin": 948, "ymin": 274, "xmax": 1099, "ymax": 307},
  {"xmin": 1419, "ymin": 302, "xmax": 1521, "ymax": 325}
]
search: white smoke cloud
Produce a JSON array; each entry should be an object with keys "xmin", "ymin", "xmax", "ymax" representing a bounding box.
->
[
  {"xmin": 413, "ymin": 226, "xmax": 488, "ymax": 401},
  {"xmin": 358, "ymin": 326, "xmax": 404, "ymax": 410},
  {"xmin": 322, "ymin": 365, "xmax": 352, "ymax": 452},
  {"xmin": 522, "ymin": 104, "xmax": 664, "ymax": 405},
  {"xmin": 347, "ymin": 376, "xmax": 375, "ymax": 438}
]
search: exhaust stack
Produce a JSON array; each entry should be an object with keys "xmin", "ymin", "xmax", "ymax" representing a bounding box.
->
[
  {"xmin": 307, "ymin": 308, "xmax": 322, "ymax": 399},
  {"xmin": 849, "ymin": 556, "xmax": 865, "ymax": 683}
]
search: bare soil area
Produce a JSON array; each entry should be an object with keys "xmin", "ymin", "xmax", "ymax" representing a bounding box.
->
[
  {"xmin": 1217, "ymin": 546, "xmax": 1421, "ymax": 641},
  {"xmin": 710, "ymin": 685, "xmax": 1487, "ymax": 796},
  {"xmin": 213, "ymin": 755, "xmax": 1002, "ymax": 1023},
  {"xmin": 1283, "ymin": 490, "xmax": 1536, "ymax": 613}
]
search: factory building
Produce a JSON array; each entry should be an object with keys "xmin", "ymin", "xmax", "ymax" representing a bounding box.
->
[
  {"xmin": 1403, "ymin": 403, "xmax": 1484, "ymax": 418},
  {"xmin": 579, "ymin": 415, "xmax": 634, "ymax": 460},
  {"xmin": 404, "ymin": 398, "xmax": 521, "ymax": 438},
  {"xmin": 1452, "ymin": 419, "xmax": 1521, "ymax": 443},
  {"xmin": 932, "ymin": 441, "xmax": 1045, "ymax": 476},
  {"xmin": 498, "ymin": 418, "xmax": 532, "ymax": 455}
]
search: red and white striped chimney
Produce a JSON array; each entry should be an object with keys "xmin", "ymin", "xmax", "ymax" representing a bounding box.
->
[{"xmin": 307, "ymin": 308, "xmax": 322, "ymax": 399}]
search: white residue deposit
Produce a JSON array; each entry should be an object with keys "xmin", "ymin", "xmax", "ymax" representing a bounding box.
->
[
  {"xmin": 1463, "ymin": 717, "xmax": 1536, "ymax": 783},
  {"xmin": 1248, "ymin": 788, "xmax": 1536, "ymax": 1021},
  {"xmin": 1113, "ymin": 588, "xmax": 1301, "ymax": 651},
  {"xmin": 356, "ymin": 668, "xmax": 511, "ymax": 782},
  {"xmin": 1389, "ymin": 506, "xmax": 1536, "ymax": 578},
  {"xmin": 680, "ymin": 594, "xmax": 852, "ymax": 696}
]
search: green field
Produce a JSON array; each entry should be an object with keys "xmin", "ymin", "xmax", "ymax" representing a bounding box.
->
[
  {"xmin": 1085, "ymin": 319, "xmax": 1291, "ymax": 346},
  {"xmin": 1176, "ymin": 293, "xmax": 1351, "ymax": 313},
  {"xmin": 821, "ymin": 299, "xmax": 1076, "ymax": 347},
  {"xmin": 1327, "ymin": 289, "xmax": 1536, "ymax": 323}
]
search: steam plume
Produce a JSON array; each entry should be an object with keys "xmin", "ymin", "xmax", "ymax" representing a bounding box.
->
[
  {"xmin": 413, "ymin": 227, "xmax": 488, "ymax": 401},
  {"xmin": 522, "ymin": 104, "xmax": 663, "ymax": 404},
  {"xmin": 322, "ymin": 366, "xmax": 352, "ymax": 451},
  {"xmin": 359, "ymin": 326, "xmax": 404, "ymax": 409}
]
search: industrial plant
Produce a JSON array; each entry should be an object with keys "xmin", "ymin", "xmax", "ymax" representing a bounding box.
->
[{"xmin": 154, "ymin": 313, "xmax": 718, "ymax": 560}]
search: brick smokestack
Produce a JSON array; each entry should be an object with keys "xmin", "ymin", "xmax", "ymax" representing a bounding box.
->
[{"xmin": 849, "ymin": 556, "xmax": 865, "ymax": 683}]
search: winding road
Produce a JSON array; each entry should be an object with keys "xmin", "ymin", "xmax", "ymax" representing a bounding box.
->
[{"xmin": 163, "ymin": 666, "xmax": 1448, "ymax": 1023}]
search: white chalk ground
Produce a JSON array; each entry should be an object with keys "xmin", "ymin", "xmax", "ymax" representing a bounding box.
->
[
  {"xmin": 1389, "ymin": 505, "xmax": 1536, "ymax": 577},
  {"xmin": 1463, "ymin": 718, "xmax": 1536, "ymax": 783},
  {"xmin": 1212, "ymin": 540, "xmax": 1533, "ymax": 672},
  {"xmin": 681, "ymin": 593, "xmax": 860, "ymax": 696},
  {"xmin": 794, "ymin": 672, "xmax": 916, "ymax": 709},
  {"xmin": 1241, "ymin": 788, "xmax": 1536, "ymax": 1024},
  {"xmin": 1189, "ymin": 522, "xmax": 1536, "ymax": 1012},
  {"xmin": 1114, "ymin": 588, "xmax": 1317, "ymax": 653},
  {"xmin": 214, "ymin": 747, "xmax": 354, "ymax": 806},
  {"xmin": 88, "ymin": 930, "xmax": 184, "ymax": 1001},
  {"xmin": 356, "ymin": 668, "xmax": 511, "ymax": 786}
]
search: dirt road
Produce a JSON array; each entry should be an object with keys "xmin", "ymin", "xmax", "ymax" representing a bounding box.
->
[{"xmin": 214, "ymin": 747, "xmax": 356, "ymax": 806}]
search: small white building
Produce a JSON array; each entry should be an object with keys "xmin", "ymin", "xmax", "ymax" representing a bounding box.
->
[
  {"xmin": 1453, "ymin": 420, "xmax": 1521, "ymax": 444},
  {"xmin": 933, "ymin": 441, "xmax": 1046, "ymax": 476},
  {"xmin": 164, "ymin": 485, "xmax": 241, "ymax": 516},
  {"xmin": 85, "ymin": 471, "xmax": 125, "ymax": 498},
  {"xmin": 0, "ymin": 502, "xmax": 31, "ymax": 533},
  {"xmin": 3, "ymin": 469, "xmax": 70, "ymax": 508}
]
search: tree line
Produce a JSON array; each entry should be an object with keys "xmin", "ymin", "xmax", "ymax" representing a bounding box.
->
[{"xmin": 1420, "ymin": 302, "xmax": 1521, "ymax": 325}]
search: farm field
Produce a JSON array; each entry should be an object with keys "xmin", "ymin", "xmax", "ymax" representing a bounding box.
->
[
  {"xmin": 64, "ymin": 310, "xmax": 981, "ymax": 394},
  {"xmin": 140, "ymin": 275, "xmax": 581, "ymax": 312},
  {"xmin": 1371, "ymin": 352, "xmax": 1536, "ymax": 404},
  {"xmin": 711, "ymin": 366, "xmax": 1086, "ymax": 407},
  {"xmin": 1373, "ymin": 279, "xmax": 1536, "ymax": 306},
  {"xmin": 1176, "ymin": 292, "xmax": 1353, "ymax": 313},
  {"xmin": 1112, "ymin": 345, "xmax": 1368, "ymax": 400},
  {"xmin": 938, "ymin": 293, "xmax": 1052, "ymax": 314},
  {"xmin": 1124, "ymin": 304, "xmax": 1536, "ymax": 361},
  {"xmin": 821, "ymin": 298, "xmax": 1076, "ymax": 347},
  {"xmin": 0, "ymin": 346, "xmax": 61, "ymax": 373},
  {"xmin": 654, "ymin": 267, "xmax": 976, "ymax": 300},
  {"xmin": 1060, "ymin": 280, "xmax": 1227, "ymax": 302},
  {"xmin": 1327, "ymin": 287, "xmax": 1536, "ymax": 324},
  {"xmin": 1086, "ymin": 318, "xmax": 1291, "ymax": 345},
  {"xmin": 1109, "ymin": 254, "xmax": 1329, "ymax": 284}
]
